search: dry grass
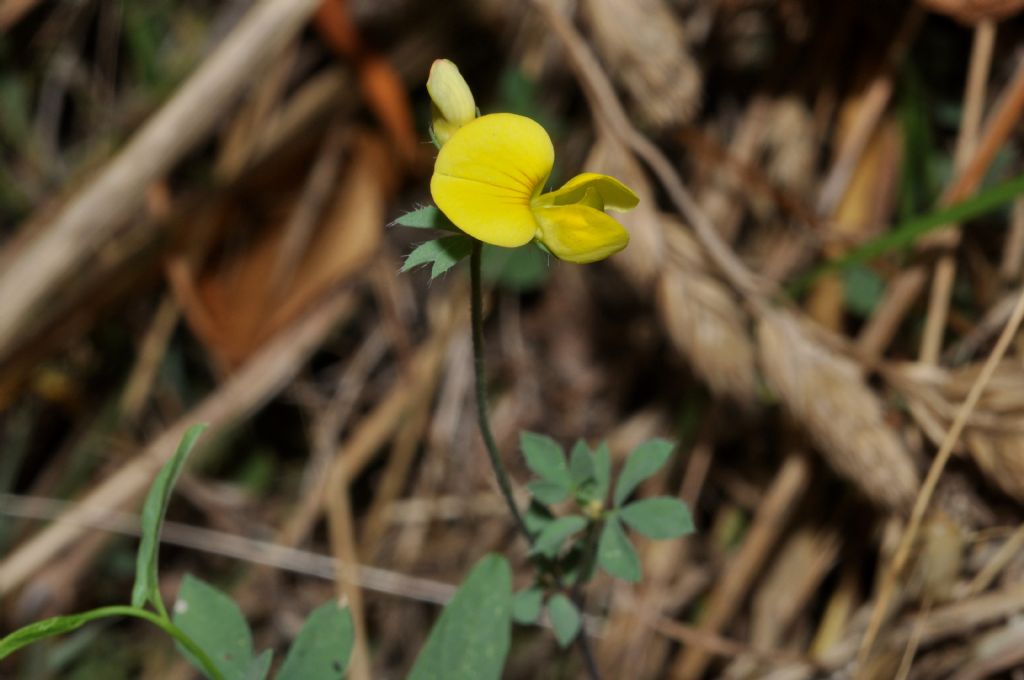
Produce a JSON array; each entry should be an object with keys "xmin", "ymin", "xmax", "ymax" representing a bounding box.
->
[{"xmin": 5, "ymin": 1, "xmax": 1024, "ymax": 679}]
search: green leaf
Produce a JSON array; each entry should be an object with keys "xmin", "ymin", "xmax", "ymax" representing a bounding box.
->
[
  {"xmin": 569, "ymin": 440, "xmax": 594, "ymax": 488},
  {"xmin": 0, "ymin": 609, "xmax": 118, "ymax": 659},
  {"xmin": 481, "ymin": 242, "xmax": 550, "ymax": 292},
  {"xmin": 620, "ymin": 497, "xmax": 695, "ymax": 539},
  {"xmin": 527, "ymin": 479, "xmax": 569, "ymax": 505},
  {"xmin": 520, "ymin": 432, "xmax": 570, "ymax": 487},
  {"xmin": 614, "ymin": 439, "xmax": 674, "ymax": 507},
  {"xmin": 277, "ymin": 601, "xmax": 354, "ymax": 680},
  {"xmin": 546, "ymin": 595, "xmax": 581, "ymax": 648},
  {"xmin": 597, "ymin": 517, "xmax": 641, "ymax": 582},
  {"xmin": 843, "ymin": 265, "xmax": 886, "ymax": 317},
  {"xmin": 524, "ymin": 500, "xmax": 555, "ymax": 535},
  {"xmin": 531, "ymin": 515, "xmax": 588, "ymax": 558},
  {"xmin": 408, "ymin": 554, "xmax": 512, "ymax": 680},
  {"xmin": 400, "ymin": 235, "xmax": 474, "ymax": 278},
  {"xmin": 593, "ymin": 442, "xmax": 611, "ymax": 503},
  {"xmin": 511, "ymin": 587, "xmax": 544, "ymax": 625},
  {"xmin": 246, "ymin": 650, "xmax": 273, "ymax": 680},
  {"xmin": 132, "ymin": 423, "xmax": 207, "ymax": 612},
  {"xmin": 173, "ymin": 574, "xmax": 257, "ymax": 680},
  {"xmin": 392, "ymin": 205, "xmax": 458, "ymax": 231}
]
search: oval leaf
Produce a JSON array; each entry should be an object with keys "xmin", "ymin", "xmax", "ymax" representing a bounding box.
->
[
  {"xmin": 527, "ymin": 479, "xmax": 569, "ymax": 506},
  {"xmin": 531, "ymin": 515, "xmax": 588, "ymax": 558},
  {"xmin": 408, "ymin": 554, "xmax": 512, "ymax": 680},
  {"xmin": 569, "ymin": 440, "xmax": 595, "ymax": 488},
  {"xmin": 593, "ymin": 442, "xmax": 611, "ymax": 503},
  {"xmin": 546, "ymin": 594, "xmax": 581, "ymax": 648},
  {"xmin": 620, "ymin": 497, "xmax": 695, "ymax": 539},
  {"xmin": 246, "ymin": 650, "xmax": 273, "ymax": 680},
  {"xmin": 520, "ymin": 432, "xmax": 570, "ymax": 487},
  {"xmin": 597, "ymin": 517, "xmax": 641, "ymax": 582},
  {"xmin": 511, "ymin": 587, "xmax": 544, "ymax": 625},
  {"xmin": 524, "ymin": 500, "xmax": 556, "ymax": 535},
  {"xmin": 277, "ymin": 602, "xmax": 354, "ymax": 680},
  {"xmin": 613, "ymin": 439, "xmax": 674, "ymax": 507},
  {"xmin": 173, "ymin": 574, "xmax": 256, "ymax": 680}
]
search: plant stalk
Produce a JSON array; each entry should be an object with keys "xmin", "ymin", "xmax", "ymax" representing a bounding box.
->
[
  {"xmin": 469, "ymin": 241, "xmax": 601, "ymax": 680},
  {"xmin": 576, "ymin": 625, "xmax": 603, "ymax": 680},
  {"xmin": 469, "ymin": 241, "xmax": 531, "ymax": 541},
  {"xmin": 77, "ymin": 606, "xmax": 224, "ymax": 680}
]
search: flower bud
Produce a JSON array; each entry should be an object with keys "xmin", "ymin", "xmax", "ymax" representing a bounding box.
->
[{"xmin": 427, "ymin": 59, "xmax": 476, "ymax": 146}]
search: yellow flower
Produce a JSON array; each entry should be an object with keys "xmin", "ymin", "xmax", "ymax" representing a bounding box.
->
[
  {"xmin": 430, "ymin": 113, "xmax": 638, "ymax": 264},
  {"xmin": 427, "ymin": 59, "xmax": 476, "ymax": 147}
]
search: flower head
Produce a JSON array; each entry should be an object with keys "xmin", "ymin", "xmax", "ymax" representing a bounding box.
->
[
  {"xmin": 430, "ymin": 113, "xmax": 639, "ymax": 263},
  {"xmin": 427, "ymin": 59, "xmax": 476, "ymax": 147}
]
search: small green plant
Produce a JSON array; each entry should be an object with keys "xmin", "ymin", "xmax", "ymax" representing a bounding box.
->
[
  {"xmin": 392, "ymin": 58, "xmax": 697, "ymax": 678},
  {"xmin": 0, "ymin": 424, "xmax": 356, "ymax": 680}
]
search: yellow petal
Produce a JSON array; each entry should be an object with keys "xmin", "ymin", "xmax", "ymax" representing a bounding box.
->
[
  {"xmin": 431, "ymin": 113, "xmax": 554, "ymax": 247},
  {"xmin": 430, "ymin": 105, "xmax": 459, "ymax": 147},
  {"xmin": 534, "ymin": 204, "xmax": 630, "ymax": 263},
  {"xmin": 426, "ymin": 59, "xmax": 476, "ymax": 127},
  {"xmin": 537, "ymin": 172, "xmax": 640, "ymax": 212}
]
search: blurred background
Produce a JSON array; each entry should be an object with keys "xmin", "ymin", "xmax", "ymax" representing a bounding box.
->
[{"xmin": 4, "ymin": 0, "xmax": 1024, "ymax": 677}]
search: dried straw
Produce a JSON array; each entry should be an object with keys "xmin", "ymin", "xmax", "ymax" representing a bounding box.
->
[
  {"xmin": 580, "ymin": 0, "xmax": 702, "ymax": 128},
  {"xmin": 757, "ymin": 308, "xmax": 920, "ymax": 511},
  {"xmin": 658, "ymin": 221, "xmax": 760, "ymax": 404},
  {"xmin": 888, "ymin": 360, "xmax": 1024, "ymax": 502}
]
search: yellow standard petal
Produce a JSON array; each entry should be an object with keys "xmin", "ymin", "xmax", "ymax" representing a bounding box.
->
[
  {"xmin": 431, "ymin": 113, "xmax": 554, "ymax": 247},
  {"xmin": 534, "ymin": 204, "xmax": 630, "ymax": 264},
  {"xmin": 537, "ymin": 172, "xmax": 640, "ymax": 212}
]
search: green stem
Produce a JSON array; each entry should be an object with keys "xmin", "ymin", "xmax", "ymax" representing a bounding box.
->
[
  {"xmin": 87, "ymin": 606, "xmax": 225, "ymax": 680},
  {"xmin": 469, "ymin": 241, "xmax": 602, "ymax": 680},
  {"xmin": 469, "ymin": 241, "xmax": 532, "ymax": 541}
]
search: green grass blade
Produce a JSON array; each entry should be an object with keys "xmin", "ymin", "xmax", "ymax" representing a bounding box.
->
[
  {"xmin": 132, "ymin": 423, "xmax": 207, "ymax": 614},
  {"xmin": 792, "ymin": 172, "xmax": 1024, "ymax": 293}
]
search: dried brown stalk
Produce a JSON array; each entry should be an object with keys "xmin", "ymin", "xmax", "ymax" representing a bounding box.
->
[
  {"xmin": 860, "ymin": 55, "xmax": 1024, "ymax": 360},
  {"xmin": 815, "ymin": 7, "xmax": 922, "ymax": 216},
  {"xmin": 918, "ymin": 19, "xmax": 995, "ymax": 365},
  {"xmin": 858, "ymin": 284, "xmax": 1024, "ymax": 670},
  {"xmin": 326, "ymin": 460, "xmax": 372, "ymax": 680},
  {"xmin": 658, "ymin": 223, "xmax": 760, "ymax": 404},
  {"xmin": 0, "ymin": 288, "xmax": 356, "ymax": 595},
  {"xmin": 580, "ymin": 0, "xmax": 701, "ymax": 128},
  {"xmin": 584, "ymin": 125, "xmax": 758, "ymax": 404},
  {"xmin": 889, "ymin": 358, "xmax": 1024, "ymax": 502},
  {"xmin": 0, "ymin": 0, "xmax": 322, "ymax": 363},
  {"xmin": 0, "ymin": 0, "xmax": 41, "ymax": 29},
  {"xmin": 538, "ymin": 0, "xmax": 920, "ymax": 514},
  {"xmin": 671, "ymin": 453, "xmax": 811, "ymax": 680},
  {"xmin": 0, "ymin": 492, "xmax": 457, "ymax": 604},
  {"xmin": 919, "ymin": 0, "xmax": 1024, "ymax": 22},
  {"xmin": 758, "ymin": 308, "xmax": 920, "ymax": 511}
]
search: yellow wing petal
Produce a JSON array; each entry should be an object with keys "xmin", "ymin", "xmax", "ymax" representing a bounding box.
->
[
  {"xmin": 431, "ymin": 113, "xmax": 553, "ymax": 248},
  {"xmin": 537, "ymin": 172, "xmax": 639, "ymax": 212},
  {"xmin": 534, "ymin": 204, "xmax": 630, "ymax": 264}
]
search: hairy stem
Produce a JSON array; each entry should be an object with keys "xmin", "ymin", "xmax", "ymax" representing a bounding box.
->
[
  {"xmin": 469, "ymin": 241, "xmax": 531, "ymax": 541},
  {"xmin": 469, "ymin": 241, "xmax": 602, "ymax": 680}
]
